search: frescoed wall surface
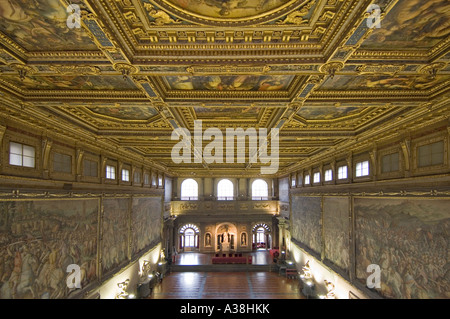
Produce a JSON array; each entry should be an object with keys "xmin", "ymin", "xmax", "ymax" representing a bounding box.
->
[
  {"xmin": 354, "ymin": 197, "xmax": 450, "ymax": 299},
  {"xmin": 101, "ymin": 198, "xmax": 130, "ymax": 277},
  {"xmin": 291, "ymin": 196, "xmax": 322, "ymax": 255},
  {"xmin": 0, "ymin": 195, "xmax": 162, "ymax": 299},
  {"xmin": 323, "ymin": 197, "xmax": 350, "ymax": 272},
  {"xmin": 0, "ymin": 199, "xmax": 99, "ymax": 299},
  {"xmin": 131, "ymin": 197, "xmax": 161, "ymax": 257}
]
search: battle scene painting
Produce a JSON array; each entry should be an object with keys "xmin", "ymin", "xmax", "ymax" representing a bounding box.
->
[
  {"xmin": 354, "ymin": 197, "xmax": 450, "ymax": 299},
  {"xmin": 0, "ymin": 199, "xmax": 99, "ymax": 299},
  {"xmin": 291, "ymin": 196, "xmax": 322, "ymax": 255},
  {"xmin": 323, "ymin": 197, "xmax": 350, "ymax": 272},
  {"xmin": 131, "ymin": 197, "xmax": 161, "ymax": 257},
  {"xmin": 101, "ymin": 199, "xmax": 130, "ymax": 277}
]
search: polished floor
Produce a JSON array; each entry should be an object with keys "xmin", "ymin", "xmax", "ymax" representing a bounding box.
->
[
  {"xmin": 150, "ymin": 251, "xmax": 304, "ymax": 299},
  {"xmin": 150, "ymin": 272, "xmax": 305, "ymax": 299}
]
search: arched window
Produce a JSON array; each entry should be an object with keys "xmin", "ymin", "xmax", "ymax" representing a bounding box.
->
[
  {"xmin": 217, "ymin": 179, "xmax": 234, "ymax": 200},
  {"xmin": 181, "ymin": 178, "xmax": 198, "ymax": 200},
  {"xmin": 179, "ymin": 224, "xmax": 199, "ymax": 249},
  {"xmin": 252, "ymin": 179, "xmax": 269, "ymax": 200}
]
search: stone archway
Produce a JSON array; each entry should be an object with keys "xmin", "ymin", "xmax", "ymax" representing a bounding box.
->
[{"xmin": 252, "ymin": 223, "xmax": 272, "ymax": 250}]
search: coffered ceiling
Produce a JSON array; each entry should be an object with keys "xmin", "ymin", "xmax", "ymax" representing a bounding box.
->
[{"xmin": 0, "ymin": 0, "xmax": 449, "ymax": 177}]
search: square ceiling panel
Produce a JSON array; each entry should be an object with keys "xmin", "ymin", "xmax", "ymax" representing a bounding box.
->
[
  {"xmin": 360, "ymin": 0, "xmax": 450, "ymax": 50},
  {"xmin": 0, "ymin": 0, "xmax": 98, "ymax": 51}
]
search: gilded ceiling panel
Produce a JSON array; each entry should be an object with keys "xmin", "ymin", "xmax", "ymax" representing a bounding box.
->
[
  {"xmin": 296, "ymin": 105, "xmax": 364, "ymax": 121},
  {"xmin": 0, "ymin": 75, "xmax": 138, "ymax": 91},
  {"xmin": 194, "ymin": 106, "xmax": 260, "ymax": 118},
  {"xmin": 317, "ymin": 74, "xmax": 450, "ymax": 92},
  {"xmin": 87, "ymin": 106, "xmax": 159, "ymax": 120},
  {"xmin": 0, "ymin": 0, "xmax": 98, "ymax": 51},
  {"xmin": 163, "ymin": 74, "xmax": 295, "ymax": 91},
  {"xmin": 360, "ymin": 0, "xmax": 450, "ymax": 49},
  {"xmin": 147, "ymin": 0, "xmax": 313, "ymax": 25}
]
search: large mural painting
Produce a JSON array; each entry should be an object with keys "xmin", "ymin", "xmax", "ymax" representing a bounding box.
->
[
  {"xmin": 323, "ymin": 197, "xmax": 350, "ymax": 272},
  {"xmin": 291, "ymin": 196, "xmax": 322, "ymax": 255},
  {"xmin": 131, "ymin": 197, "xmax": 161, "ymax": 257},
  {"xmin": 354, "ymin": 197, "xmax": 450, "ymax": 299},
  {"xmin": 0, "ymin": 199, "xmax": 99, "ymax": 299},
  {"xmin": 101, "ymin": 198, "xmax": 130, "ymax": 277}
]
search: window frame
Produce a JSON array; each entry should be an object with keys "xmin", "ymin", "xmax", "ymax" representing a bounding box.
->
[
  {"xmin": 9, "ymin": 141, "xmax": 36, "ymax": 168},
  {"xmin": 355, "ymin": 160, "xmax": 370, "ymax": 178},
  {"xmin": 252, "ymin": 179, "xmax": 269, "ymax": 200},
  {"xmin": 313, "ymin": 171, "xmax": 321, "ymax": 184},
  {"xmin": 324, "ymin": 168, "xmax": 333, "ymax": 182},
  {"xmin": 217, "ymin": 179, "xmax": 234, "ymax": 200},
  {"xmin": 181, "ymin": 178, "xmax": 199, "ymax": 200},
  {"xmin": 106, "ymin": 164, "xmax": 116, "ymax": 180},
  {"xmin": 52, "ymin": 151, "xmax": 72, "ymax": 174},
  {"xmin": 121, "ymin": 168, "xmax": 130, "ymax": 182},
  {"xmin": 304, "ymin": 174, "xmax": 310, "ymax": 185}
]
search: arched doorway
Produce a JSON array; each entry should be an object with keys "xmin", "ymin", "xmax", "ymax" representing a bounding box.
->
[
  {"xmin": 252, "ymin": 223, "xmax": 271, "ymax": 250},
  {"xmin": 179, "ymin": 224, "xmax": 200, "ymax": 252}
]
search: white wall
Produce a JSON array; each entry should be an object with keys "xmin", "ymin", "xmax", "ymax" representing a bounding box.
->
[
  {"xmin": 88, "ymin": 243, "xmax": 162, "ymax": 299},
  {"xmin": 289, "ymin": 241, "xmax": 367, "ymax": 299}
]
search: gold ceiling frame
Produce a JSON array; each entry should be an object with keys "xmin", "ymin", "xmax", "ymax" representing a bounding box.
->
[{"xmin": 150, "ymin": 0, "xmax": 311, "ymax": 25}]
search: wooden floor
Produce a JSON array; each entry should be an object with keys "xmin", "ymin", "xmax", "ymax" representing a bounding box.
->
[
  {"xmin": 149, "ymin": 251, "xmax": 305, "ymax": 299},
  {"xmin": 150, "ymin": 272, "xmax": 305, "ymax": 299}
]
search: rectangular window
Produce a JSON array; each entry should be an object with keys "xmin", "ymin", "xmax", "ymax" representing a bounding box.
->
[
  {"xmin": 324, "ymin": 169, "xmax": 333, "ymax": 181},
  {"xmin": 9, "ymin": 142, "xmax": 35, "ymax": 168},
  {"xmin": 158, "ymin": 176, "xmax": 163, "ymax": 187},
  {"xmin": 83, "ymin": 159, "xmax": 98, "ymax": 177},
  {"xmin": 313, "ymin": 172, "xmax": 320, "ymax": 183},
  {"xmin": 134, "ymin": 171, "xmax": 141, "ymax": 183},
  {"xmin": 144, "ymin": 173, "xmax": 149, "ymax": 185},
  {"xmin": 122, "ymin": 169, "xmax": 130, "ymax": 182},
  {"xmin": 355, "ymin": 160, "xmax": 370, "ymax": 177},
  {"xmin": 106, "ymin": 165, "xmax": 116, "ymax": 180},
  {"xmin": 53, "ymin": 152, "xmax": 72, "ymax": 173},
  {"xmin": 418, "ymin": 141, "xmax": 444, "ymax": 167},
  {"xmin": 291, "ymin": 178, "xmax": 296, "ymax": 187},
  {"xmin": 304, "ymin": 174, "xmax": 310, "ymax": 185},
  {"xmin": 382, "ymin": 152, "xmax": 399, "ymax": 173},
  {"xmin": 338, "ymin": 166, "xmax": 348, "ymax": 179}
]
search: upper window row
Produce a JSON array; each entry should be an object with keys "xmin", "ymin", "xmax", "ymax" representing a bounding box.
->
[
  {"xmin": 8, "ymin": 141, "xmax": 163, "ymax": 186},
  {"xmin": 180, "ymin": 178, "xmax": 269, "ymax": 200},
  {"xmin": 291, "ymin": 140, "xmax": 446, "ymax": 187}
]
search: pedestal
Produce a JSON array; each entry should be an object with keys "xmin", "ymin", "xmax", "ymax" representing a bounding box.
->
[{"xmin": 221, "ymin": 242, "xmax": 230, "ymax": 252}]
